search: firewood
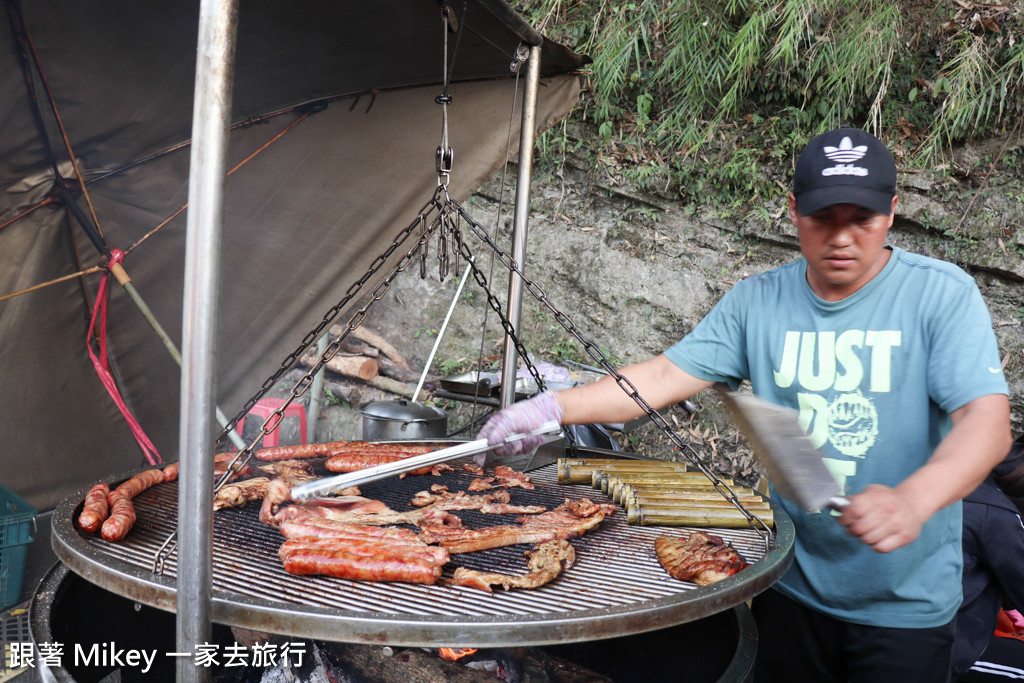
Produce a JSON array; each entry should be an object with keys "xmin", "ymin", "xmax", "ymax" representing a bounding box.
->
[
  {"xmin": 340, "ymin": 338, "xmax": 379, "ymax": 357},
  {"xmin": 378, "ymin": 356, "xmax": 422, "ymax": 383},
  {"xmin": 368, "ymin": 375, "xmax": 426, "ymax": 399},
  {"xmin": 342, "ymin": 325, "xmax": 412, "ymax": 370}
]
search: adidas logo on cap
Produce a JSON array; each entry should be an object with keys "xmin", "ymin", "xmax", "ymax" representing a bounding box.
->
[{"xmin": 822, "ymin": 137, "xmax": 870, "ymax": 176}]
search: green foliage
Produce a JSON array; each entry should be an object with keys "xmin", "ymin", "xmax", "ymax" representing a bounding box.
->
[
  {"xmin": 323, "ymin": 389, "xmax": 348, "ymax": 409},
  {"xmin": 437, "ymin": 357, "xmax": 472, "ymax": 375},
  {"xmin": 521, "ymin": 0, "xmax": 1024, "ymax": 208}
]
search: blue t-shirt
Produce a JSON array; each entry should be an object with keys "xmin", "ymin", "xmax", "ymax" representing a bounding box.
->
[{"xmin": 664, "ymin": 246, "xmax": 1008, "ymax": 627}]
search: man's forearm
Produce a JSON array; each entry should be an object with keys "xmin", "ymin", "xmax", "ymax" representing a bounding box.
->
[
  {"xmin": 557, "ymin": 354, "xmax": 712, "ymax": 425},
  {"xmin": 896, "ymin": 393, "xmax": 1012, "ymax": 520}
]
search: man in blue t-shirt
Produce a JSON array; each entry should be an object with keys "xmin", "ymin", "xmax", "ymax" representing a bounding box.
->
[{"xmin": 479, "ymin": 128, "xmax": 1012, "ymax": 682}]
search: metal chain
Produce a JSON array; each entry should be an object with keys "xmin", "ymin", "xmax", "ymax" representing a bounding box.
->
[
  {"xmin": 451, "ymin": 227, "xmax": 547, "ymax": 394},
  {"xmin": 449, "ymin": 232, "xmax": 582, "ymax": 457},
  {"xmin": 154, "ymin": 187, "xmax": 454, "ymax": 573},
  {"xmin": 449, "ymin": 199, "xmax": 773, "ymax": 541},
  {"xmin": 213, "ymin": 187, "xmax": 450, "ymax": 448}
]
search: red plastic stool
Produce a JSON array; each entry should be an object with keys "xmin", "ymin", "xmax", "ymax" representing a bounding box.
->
[{"xmin": 237, "ymin": 398, "xmax": 307, "ymax": 447}]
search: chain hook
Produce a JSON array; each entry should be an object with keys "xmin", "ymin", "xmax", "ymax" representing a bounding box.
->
[
  {"xmin": 436, "ymin": 145, "xmax": 454, "ymax": 187},
  {"xmin": 510, "ymin": 43, "xmax": 530, "ymax": 73}
]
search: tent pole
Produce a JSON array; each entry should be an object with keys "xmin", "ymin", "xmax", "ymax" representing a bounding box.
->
[
  {"xmin": 110, "ymin": 268, "xmax": 246, "ymax": 449},
  {"xmin": 499, "ymin": 44, "xmax": 542, "ymax": 409},
  {"xmin": 177, "ymin": 0, "xmax": 239, "ymax": 680}
]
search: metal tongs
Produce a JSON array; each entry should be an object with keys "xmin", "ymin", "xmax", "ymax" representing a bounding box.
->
[{"xmin": 289, "ymin": 420, "xmax": 562, "ymax": 502}]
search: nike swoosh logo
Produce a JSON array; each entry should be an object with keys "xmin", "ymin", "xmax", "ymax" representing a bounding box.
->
[{"xmin": 989, "ymin": 367, "xmax": 1003, "ymax": 373}]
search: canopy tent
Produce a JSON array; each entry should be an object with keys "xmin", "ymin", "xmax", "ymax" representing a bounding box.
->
[{"xmin": 0, "ymin": 0, "xmax": 586, "ymax": 512}]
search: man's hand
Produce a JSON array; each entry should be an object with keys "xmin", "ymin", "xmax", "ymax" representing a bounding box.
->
[
  {"xmin": 478, "ymin": 392, "xmax": 564, "ymax": 457},
  {"xmin": 838, "ymin": 484, "xmax": 927, "ymax": 553}
]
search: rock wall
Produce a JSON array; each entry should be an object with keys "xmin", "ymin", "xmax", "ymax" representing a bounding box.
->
[{"xmin": 364, "ymin": 147, "xmax": 1024, "ymax": 436}]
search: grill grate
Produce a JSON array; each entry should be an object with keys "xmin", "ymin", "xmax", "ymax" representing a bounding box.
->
[{"xmin": 51, "ymin": 455, "xmax": 793, "ymax": 647}]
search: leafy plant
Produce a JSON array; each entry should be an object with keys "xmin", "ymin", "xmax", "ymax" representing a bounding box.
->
[{"xmin": 521, "ymin": 0, "xmax": 1024, "ymax": 209}]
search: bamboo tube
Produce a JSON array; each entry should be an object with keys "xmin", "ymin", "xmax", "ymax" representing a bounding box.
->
[
  {"xmin": 628, "ymin": 495, "xmax": 771, "ymax": 511},
  {"xmin": 556, "ymin": 459, "xmax": 693, "ymax": 484},
  {"xmin": 619, "ymin": 481, "xmax": 756, "ymax": 495},
  {"xmin": 624, "ymin": 490, "xmax": 765, "ymax": 505},
  {"xmin": 627, "ymin": 504, "xmax": 774, "ymax": 528},
  {"xmin": 593, "ymin": 469, "xmax": 713, "ymax": 490},
  {"xmin": 601, "ymin": 472, "xmax": 728, "ymax": 494},
  {"xmin": 616, "ymin": 484, "xmax": 759, "ymax": 506},
  {"xmin": 604, "ymin": 473, "xmax": 732, "ymax": 498}
]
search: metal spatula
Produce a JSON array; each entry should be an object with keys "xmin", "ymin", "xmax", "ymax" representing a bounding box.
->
[
  {"xmin": 715, "ymin": 385, "xmax": 849, "ymax": 511},
  {"xmin": 289, "ymin": 420, "xmax": 562, "ymax": 501}
]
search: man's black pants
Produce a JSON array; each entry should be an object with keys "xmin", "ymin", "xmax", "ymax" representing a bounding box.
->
[{"xmin": 752, "ymin": 588, "xmax": 955, "ymax": 683}]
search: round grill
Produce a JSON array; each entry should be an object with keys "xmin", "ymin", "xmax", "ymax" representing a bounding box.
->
[{"xmin": 51, "ymin": 457, "xmax": 793, "ymax": 647}]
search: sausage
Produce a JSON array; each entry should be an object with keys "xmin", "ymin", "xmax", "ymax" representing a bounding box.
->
[
  {"xmin": 111, "ymin": 468, "xmax": 165, "ymax": 502},
  {"xmin": 328, "ymin": 444, "xmax": 433, "ymax": 457},
  {"xmin": 162, "ymin": 452, "xmax": 253, "ymax": 482},
  {"xmin": 253, "ymin": 440, "xmax": 352, "ymax": 462},
  {"xmin": 78, "ymin": 483, "xmax": 110, "ymax": 533},
  {"xmin": 324, "ymin": 452, "xmax": 433, "ymax": 476},
  {"xmin": 278, "ymin": 541, "xmax": 445, "ymax": 584},
  {"xmin": 96, "ymin": 467, "xmax": 163, "ymax": 542},
  {"xmin": 100, "ymin": 494, "xmax": 137, "ymax": 542}
]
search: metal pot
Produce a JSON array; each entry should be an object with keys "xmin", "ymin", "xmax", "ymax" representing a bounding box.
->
[{"xmin": 360, "ymin": 399, "xmax": 448, "ymax": 441}]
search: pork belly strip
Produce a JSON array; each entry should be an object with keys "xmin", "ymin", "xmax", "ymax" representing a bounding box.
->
[
  {"xmin": 418, "ymin": 499, "xmax": 613, "ymax": 553},
  {"xmin": 78, "ymin": 483, "xmax": 110, "ymax": 533},
  {"xmin": 259, "ymin": 476, "xmax": 378, "ymax": 524},
  {"xmin": 279, "ymin": 537, "xmax": 449, "ymax": 564},
  {"xmin": 278, "ymin": 517, "xmax": 423, "ymax": 543},
  {"xmin": 270, "ymin": 501, "xmax": 460, "ymax": 529},
  {"xmin": 447, "ymin": 540, "xmax": 576, "ymax": 593},
  {"xmin": 493, "ymin": 465, "xmax": 534, "ymax": 490},
  {"xmin": 278, "ymin": 542, "xmax": 445, "ymax": 584},
  {"xmin": 655, "ymin": 532, "xmax": 749, "ymax": 587}
]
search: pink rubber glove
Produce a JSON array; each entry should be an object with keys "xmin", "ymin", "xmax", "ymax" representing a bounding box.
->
[{"xmin": 479, "ymin": 392, "xmax": 564, "ymax": 457}]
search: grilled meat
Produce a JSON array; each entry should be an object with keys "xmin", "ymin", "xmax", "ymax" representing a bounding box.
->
[
  {"xmin": 655, "ymin": 531, "xmax": 750, "ymax": 587},
  {"xmin": 214, "ymin": 477, "xmax": 271, "ymax": 511},
  {"xmin": 162, "ymin": 452, "xmax": 255, "ymax": 482},
  {"xmin": 447, "ymin": 540, "xmax": 576, "ymax": 593},
  {"xmin": 78, "ymin": 483, "xmax": 110, "ymax": 534},
  {"xmin": 493, "ymin": 465, "xmax": 534, "ymax": 490},
  {"xmin": 278, "ymin": 517, "xmax": 423, "ymax": 544},
  {"xmin": 279, "ymin": 539, "xmax": 447, "ymax": 585},
  {"xmin": 418, "ymin": 498, "xmax": 614, "ymax": 553},
  {"xmin": 410, "ymin": 488, "xmax": 546, "ymax": 514},
  {"xmin": 100, "ymin": 493, "xmax": 137, "ymax": 542}
]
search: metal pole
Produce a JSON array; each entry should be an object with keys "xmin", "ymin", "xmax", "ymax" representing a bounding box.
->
[
  {"xmin": 307, "ymin": 333, "xmax": 329, "ymax": 442},
  {"xmin": 499, "ymin": 44, "xmax": 541, "ymax": 409},
  {"xmin": 413, "ymin": 260, "xmax": 474, "ymax": 403},
  {"xmin": 117, "ymin": 274, "xmax": 246, "ymax": 449},
  {"xmin": 177, "ymin": 0, "xmax": 238, "ymax": 680}
]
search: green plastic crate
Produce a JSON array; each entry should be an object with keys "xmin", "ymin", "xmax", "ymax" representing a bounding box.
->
[{"xmin": 0, "ymin": 485, "xmax": 35, "ymax": 611}]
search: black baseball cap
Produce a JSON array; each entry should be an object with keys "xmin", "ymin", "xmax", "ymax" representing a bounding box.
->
[{"xmin": 793, "ymin": 128, "xmax": 897, "ymax": 216}]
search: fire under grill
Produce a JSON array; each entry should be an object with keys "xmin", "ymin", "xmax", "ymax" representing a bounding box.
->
[{"xmin": 51, "ymin": 453, "xmax": 794, "ymax": 647}]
